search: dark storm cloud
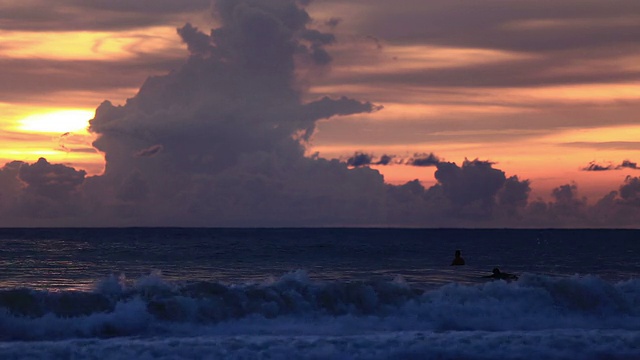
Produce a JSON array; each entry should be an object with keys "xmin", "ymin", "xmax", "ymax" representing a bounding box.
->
[
  {"xmin": 344, "ymin": 152, "xmax": 445, "ymax": 168},
  {"xmin": 401, "ymin": 159, "xmax": 535, "ymax": 224},
  {"xmin": 346, "ymin": 152, "xmax": 373, "ymax": 167},
  {"xmin": 407, "ymin": 153, "xmax": 440, "ymax": 167},
  {"xmin": 345, "ymin": 152, "xmax": 394, "ymax": 167},
  {"xmin": 377, "ymin": 154, "xmax": 393, "ymax": 165},
  {"xmin": 587, "ymin": 176, "xmax": 640, "ymax": 226},
  {"xmin": 303, "ymin": 96, "xmax": 381, "ymax": 122},
  {"xmin": 520, "ymin": 183, "xmax": 589, "ymax": 227},
  {"xmin": 618, "ymin": 176, "xmax": 640, "ymax": 202},
  {"xmin": 581, "ymin": 160, "xmax": 640, "ymax": 171},
  {"xmin": 618, "ymin": 160, "xmax": 639, "ymax": 170},
  {"xmin": 18, "ymin": 158, "xmax": 86, "ymax": 199},
  {"xmin": 552, "ymin": 184, "xmax": 580, "ymax": 204},
  {"xmin": 548, "ymin": 184, "xmax": 588, "ymax": 224},
  {"xmin": 497, "ymin": 176, "xmax": 531, "ymax": 209},
  {"xmin": 519, "ymin": 176, "xmax": 640, "ymax": 227},
  {"xmin": 11, "ymin": 158, "xmax": 88, "ymax": 220},
  {"xmin": 79, "ymin": 0, "xmax": 388, "ymax": 226},
  {"xmin": 0, "ymin": 161, "xmax": 24, "ymax": 206},
  {"xmin": 433, "ymin": 159, "xmax": 506, "ymax": 210},
  {"xmin": 116, "ymin": 171, "xmax": 149, "ymax": 202},
  {"xmin": 582, "ymin": 162, "xmax": 614, "ymax": 171},
  {"xmin": 176, "ymin": 23, "xmax": 214, "ymax": 56},
  {"xmin": 134, "ymin": 144, "xmax": 164, "ymax": 158},
  {"xmin": 301, "ymin": 29, "xmax": 336, "ymax": 45}
]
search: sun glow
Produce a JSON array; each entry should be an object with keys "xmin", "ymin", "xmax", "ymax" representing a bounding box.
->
[{"xmin": 17, "ymin": 109, "xmax": 94, "ymax": 133}]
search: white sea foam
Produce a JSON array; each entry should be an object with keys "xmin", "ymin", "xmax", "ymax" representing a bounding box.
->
[{"xmin": 1, "ymin": 272, "xmax": 639, "ymax": 343}]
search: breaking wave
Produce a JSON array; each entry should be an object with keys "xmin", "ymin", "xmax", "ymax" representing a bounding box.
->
[{"xmin": 1, "ymin": 270, "xmax": 639, "ymax": 341}]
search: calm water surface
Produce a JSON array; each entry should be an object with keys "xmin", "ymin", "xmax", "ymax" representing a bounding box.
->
[{"xmin": 1, "ymin": 228, "xmax": 637, "ymax": 290}]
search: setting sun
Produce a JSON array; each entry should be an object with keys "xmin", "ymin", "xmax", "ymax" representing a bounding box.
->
[{"xmin": 16, "ymin": 109, "xmax": 94, "ymax": 134}]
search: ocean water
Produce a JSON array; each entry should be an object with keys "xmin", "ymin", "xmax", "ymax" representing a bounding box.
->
[{"xmin": 0, "ymin": 228, "xmax": 638, "ymax": 359}]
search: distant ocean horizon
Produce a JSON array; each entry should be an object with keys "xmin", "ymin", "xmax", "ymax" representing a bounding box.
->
[{"xmin": 1, "ymin": 227, "xmax": 638, "ymax": 359}]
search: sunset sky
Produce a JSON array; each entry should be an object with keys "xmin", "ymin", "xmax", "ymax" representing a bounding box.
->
[{"xmin": 1, "ymin": 0, "xmax": 640, "ymax": 227}]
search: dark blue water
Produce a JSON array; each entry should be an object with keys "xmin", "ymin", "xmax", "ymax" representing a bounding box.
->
[
  {"xmin": 0, "ymin": 228, "xmax": 638, "ymax": 359},
  {"xmin": 1, "ymin": 228, "xmax": 637, "ymax": 290}
]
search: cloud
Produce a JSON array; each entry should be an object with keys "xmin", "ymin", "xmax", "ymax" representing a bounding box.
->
[
  {"xmin": 0, "ymin": 161, "xmax": 25, "ymax": 212},
  {"xmin": 406, "ymin": 153, "xmax": 440, "ymax": 167},
  {"xmin": 0, "ymin": 1, "xmax": 211, "ymax": 31},
  {"xmin": 3, "ymin": 0, "xmax": 640, "ymax": 228},
  {"xmin": 498, "ymin": 176, "xmax": 531, "ymax": 209},
  {"xmin": 80, "ymin": 0, "xmax": 386, "ymax": 226},
  {"xmin": 581, "ymin": 160, "xmax": 640, "ymax": 171},
  {"xmin": 69, "ymin": 0, "xmax": 212, "ymax": 14},
  {"xmin": 134, "ymin": 144, "xmax": 164, "ymax": 157},
  {"xmin": 346, "ymin": 152, "xmax": 373, "ymax": 167},
  {"xmin": 588, "ymin": 176, "xmax": 640, "ymax": 226},
  {"xmin": 345, "ymin": 152, "xmax": 441, "ymax": 168},
  {"xmin": 9, "ymin": 158, "xmax": 87, "ymax": 221},
  {"xmin": 18, "ymin": 158, "xmax": 86, "ymax": 200},
  {"xmin": 552, "ymin": 183, "xmax": 580, "ymax": 203},
  {"xmin": 345, "ymin": 152, "xmax": 395, "ymax": 167},
  {"xmin": 176, "ymin": 23, "xmax": 215, "ymax": 56},
  {"xmin": 303, "ymin": 96, "xmax": 382, "ymax": 121},
  {"xmin": 429, "ymin": 159, "xmax": 509, "ymax": 219},
  {"xmin": 617, "ymin": 160, "xmax": 638, "ymax": 170},
  {"xmin": 314, "ymin": 0, "xmax": 640, "ymax": 138},
  {"xmin": 549, "ymin": 183, "xmax": 587, "ymax": 221},
  {"xmin": 0, "ymin": 56, "xmax": 184, "ymax": 105},
  {"xmin": 340, "ymin": 0, "xmax": 640, "ymax": 52},
  {"xmin": 384, "ymin": 158, "xmax": 533, "ymax": 224},
  {"xmin": 582, "ymin": 161, "xmax": 614, "ymax": 171},
  {"xmin": 377, "ymin": 154, "xmax": 393, "ymax": 165},
  {"xmin": 618, "ymin": 176, "xmax": 640, "ymax": 202},
  {"xmin": 116, "ymin": 171, "xmax": 149, "ymax": 202},
  {"xmin": 562, "ymin": 142, "xmax": 640, "ymax": 150}
]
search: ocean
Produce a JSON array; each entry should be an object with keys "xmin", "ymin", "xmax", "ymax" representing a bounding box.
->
[{"xmin": 0, "ymin": 228, "xmax": 638, "ymax": 359}]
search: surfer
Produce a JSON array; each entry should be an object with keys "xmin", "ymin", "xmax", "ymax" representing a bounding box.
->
[
  {"xmin": 484, "ymin": 267, "xmax": 518, "ymax": 280},
  {"xmin": 450, "ymin": 250, "xmax": 465, "ymax": 266}
]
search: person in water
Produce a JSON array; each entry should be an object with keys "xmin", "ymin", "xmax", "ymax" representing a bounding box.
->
[
  {"xmin": 484, "ymin": 267, "xmax": 518, "ymax": 280},
  {"xmin": 451, "ymin": 250, "xmax": 465, "ymax": 266}
]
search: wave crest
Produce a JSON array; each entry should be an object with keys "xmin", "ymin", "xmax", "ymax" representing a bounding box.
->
[{"xmin": 1, "ymin": 271, "xmax": 639, "ymax": 340}]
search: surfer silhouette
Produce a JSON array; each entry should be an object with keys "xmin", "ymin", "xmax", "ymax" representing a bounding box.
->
[
  {"xmin": 450, "ymin": 250, "xmax": 465, "ymax": 266},
  {"xmin": 484, "ymin": 267, "xmax": 518, "ymax": 280}
]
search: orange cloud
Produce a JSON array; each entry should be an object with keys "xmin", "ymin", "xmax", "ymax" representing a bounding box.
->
[{"xmin": 0, "ymin": 27, "xmax": 185, "ymax": 61}]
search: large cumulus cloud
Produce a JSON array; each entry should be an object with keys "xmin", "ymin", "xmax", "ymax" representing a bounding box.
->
[{"xmin": 82, "ymin": 0, "xmax": 383, "ymax": 226}]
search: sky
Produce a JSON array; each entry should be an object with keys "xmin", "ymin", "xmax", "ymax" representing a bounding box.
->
[{"xmin": 1, "ymin": 0, "xmax": 640, "ymax": 227}]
